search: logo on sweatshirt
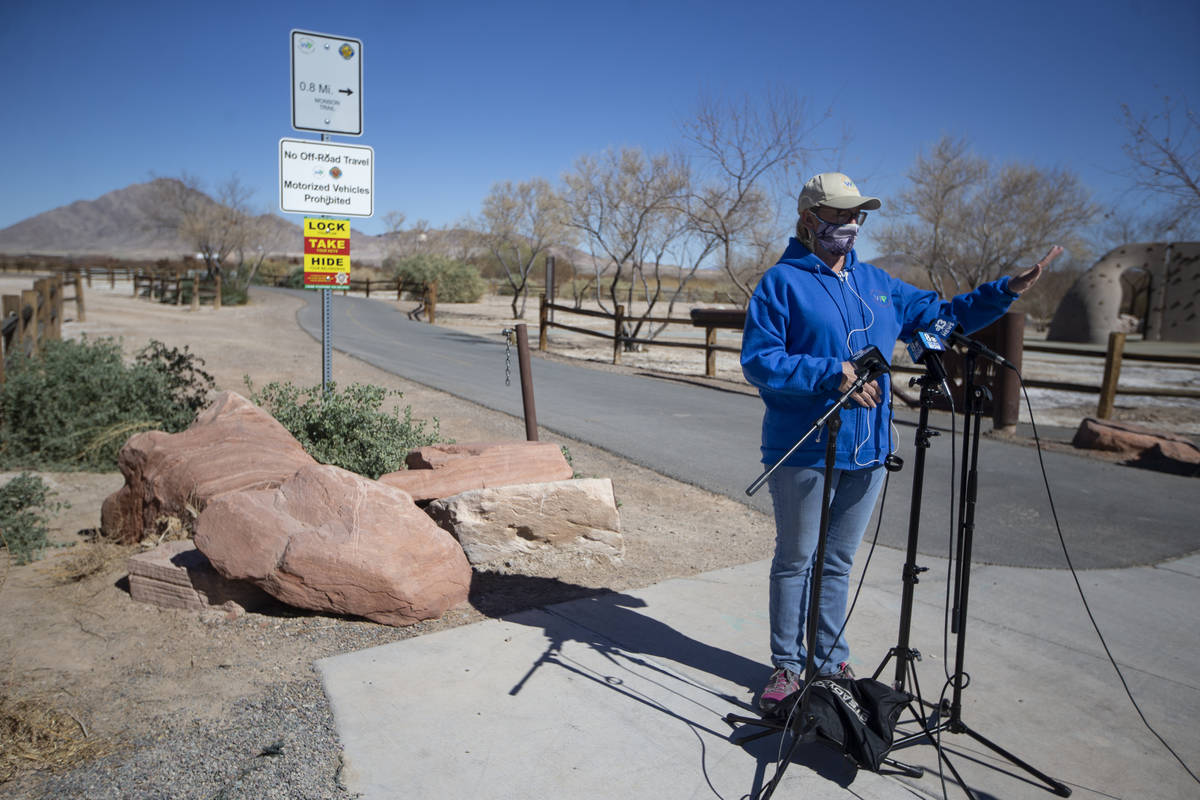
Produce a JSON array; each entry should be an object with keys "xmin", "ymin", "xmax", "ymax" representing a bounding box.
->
[{"xmin": 875, "ymin": 293, "xmax": 889, "ymax": 304}]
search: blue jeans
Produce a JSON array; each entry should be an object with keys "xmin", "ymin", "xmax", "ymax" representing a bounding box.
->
[{"xmin": 767, "ymin": 465, "xmax": 885, "ymax": 676}]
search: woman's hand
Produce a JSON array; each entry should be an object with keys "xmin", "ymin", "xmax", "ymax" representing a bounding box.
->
[
  {"xmin": 1009, "ymin": 245, "xmax": 1064, "ymax": 295},
  {"xmin": 839, "ymin": 362, "xmax": 881, "ymax": 408}
]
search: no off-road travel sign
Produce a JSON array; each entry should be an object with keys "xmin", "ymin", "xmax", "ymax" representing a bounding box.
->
[{"xmin": 279, "ymin": 138, "xmax": 374, "ymax": 217}]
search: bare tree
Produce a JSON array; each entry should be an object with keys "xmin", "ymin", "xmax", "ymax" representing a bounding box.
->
[
  {"xmin": 563, "ymin": 147, "xmax": 703, "ymax": 348},
  {"xmin": 876, "ymin": 136, "xmax": 1099, "ymax": 295},
  {"xmin": 231, "ymin": 212, "xmax": 290, "ymax": 289},
  {"xmin": 681, "ymin": 90, "xmax": 829, "ymax": 305},
  {"xmin": 150, "ymin": 173, "xmax": 256, "ymax": 278},
  {"xmin": 479, "ymin": 178, "xmax": 568, "ymax": 318},
  {"xmin": 1120, "ymin": 97, "xmax": 1200, "ymax": 237}
]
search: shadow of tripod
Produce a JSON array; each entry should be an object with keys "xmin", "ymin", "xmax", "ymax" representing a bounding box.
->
[{"xmin": 875, "ymin": 357, "xmax": 1072, "ymax": 799}]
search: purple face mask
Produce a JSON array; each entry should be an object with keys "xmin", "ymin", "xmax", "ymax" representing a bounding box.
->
[{"xmin": 813, "ymin": 219, "xmax": 859, "ymax": 256}]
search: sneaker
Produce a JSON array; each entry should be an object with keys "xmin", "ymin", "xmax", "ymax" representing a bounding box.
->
[
  {"xmin": 820, "ymin": 661, "xmax": 855, "ymax": 681},
  {"xmin": 758, "ymin": 668, "xmax": 801, "ymax": 712}
]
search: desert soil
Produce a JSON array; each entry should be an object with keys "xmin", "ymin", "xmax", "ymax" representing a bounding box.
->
[{"xmin": 0, "ymin": 278, "xmax": 1195, "ymax": 793}]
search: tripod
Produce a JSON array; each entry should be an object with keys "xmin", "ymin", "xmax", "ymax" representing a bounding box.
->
[{"xmin": 878, "ymin": 356, "xmax": 1072, "ymax": 798}]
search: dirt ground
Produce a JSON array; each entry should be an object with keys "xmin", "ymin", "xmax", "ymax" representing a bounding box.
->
[
  {"xmin": 1, "ymin": 279, "xmax": 1195, "ymax": 785},
  {"xmin": 0, "ymin": 281, "xmax": 777, "ymax": 783}
]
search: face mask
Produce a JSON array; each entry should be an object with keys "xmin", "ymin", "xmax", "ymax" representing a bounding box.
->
[{"xmin": 813, "ymin": 219, "xmax": 859, "ymax": 256}]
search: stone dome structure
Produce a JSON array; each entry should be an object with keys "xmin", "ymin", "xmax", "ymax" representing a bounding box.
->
[{"xmin": 1047, "ymin": 242, "xmax": 1200, "ymax": 343}]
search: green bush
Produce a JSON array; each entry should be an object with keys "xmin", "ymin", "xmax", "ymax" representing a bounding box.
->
[
  {"xmin": 0, "ymin": 473, "xmax": 67, "ymax": 565},
  {"xmin": 0, "ymin": 338, "xmax": 214, "ymax": 470},
  {"xmin": 384, "ymin": 254, "xmax": 486, "ymax": 303},
  {"xmin": 282, "ymin": 266, "xmax": 306, "ymax": 289},
  {"xmin": 246, "ymin": 379, "xmax": 446, "ymax": 479}
]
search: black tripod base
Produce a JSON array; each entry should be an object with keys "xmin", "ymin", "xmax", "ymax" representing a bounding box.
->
[
  {"xmin": 950, "ymin": 719, "xmax": 1072, "ymax": 797},
  {"xmin": 889, "ymin": 704, "xmax": 1073, "ymax": 799},
  {"xmin": 724, "ymin": 712, "xmax": 926, "ymax": 784}
]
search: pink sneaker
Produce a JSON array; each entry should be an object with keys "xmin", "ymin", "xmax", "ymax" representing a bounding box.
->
[{"xmin": 758, "ymin": 668, "xmax": 801, "ymax": 712}]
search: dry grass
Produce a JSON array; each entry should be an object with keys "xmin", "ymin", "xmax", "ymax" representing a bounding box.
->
[
  {"xmin": 0, "ymin": 694, "xmax": 110, "ymax": 782},
  {"xmin": 43, "ymin": 541, "xmax": 132, "ymax": 584}
]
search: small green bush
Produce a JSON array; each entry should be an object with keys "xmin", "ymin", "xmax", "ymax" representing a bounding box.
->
[
  {"xmin": 282, "ymin": 266, "xmax": 307, "ymax": 289},
  {"xmin": 0, "ymin": 473, "xmax": 67, "ymax": 565},
  {"xmin": 246, "ymin": 379, "xmax": 446, "ymax": 479},
  {"xmin": 384, "ymin": 254, "xmax": 486, "ymax": 303},
  {"xmin": 0, "ymin": 338, "xmax": 214, "ymax": 471}
]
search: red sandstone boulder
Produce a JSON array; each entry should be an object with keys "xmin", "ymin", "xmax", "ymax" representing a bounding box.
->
[
  {"xmin": 379, "ymin": 441, "xmax": 573, "ymax": 502},
  {"xmin": 1072, "ymin": 417, "xmax": 1196, "ymax": 456},
  {"xmin": 127, "ymin": 540, "xmax": 272, "ymax": 612},
  {"xmin": 101, "ymin": 391, "xmax": 317, "ymax": 544},
  {"xmin": 194, "ymin": 464, "xmax": 471, "ymax": 626},
  {"xmin": 1073, "ymin": 417, "xmax": 1200, "ymax": 476}
]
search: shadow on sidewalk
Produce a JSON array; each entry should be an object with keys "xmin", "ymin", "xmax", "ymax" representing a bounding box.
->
[{"xmin": 469, "ymin": 571, "xmax": 767, "ymax": 705}]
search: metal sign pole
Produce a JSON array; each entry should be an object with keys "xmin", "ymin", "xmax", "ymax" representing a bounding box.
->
[{"xmin": 320, "ymin": 133, "xmax": 332, "ymax": 394}]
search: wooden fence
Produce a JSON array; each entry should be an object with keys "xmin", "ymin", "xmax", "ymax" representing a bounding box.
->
[
  {"xmin": 537, "ymin": 294, "xmax": 739, "ymax": 377},
  {"xmin": 537, "ymin": 296, "xmax": 1199, "ymax": 418},
  {"xmin": 0, "ymin": 274, "xmax": 83, "ymax": 383}
]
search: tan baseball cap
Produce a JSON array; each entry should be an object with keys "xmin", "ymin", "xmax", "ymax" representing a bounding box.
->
[{"xmin": 797, "ymin": 172, "xmax": 882, "ymax": 213}]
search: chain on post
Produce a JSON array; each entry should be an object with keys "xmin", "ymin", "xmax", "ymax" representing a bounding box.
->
[{"xmin": 502, "ymin": 328, "xmax": 515, "ymax": 386}]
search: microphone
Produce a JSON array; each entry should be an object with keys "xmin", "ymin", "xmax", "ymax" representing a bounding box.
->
[
  {"xmin": 849, "ymin": 344, "xmax": 889, "ymax": 381},
  {"xmin": 906, "ymin": 330, "xmax": 952, "ymax": 397},
  {"xmin": 930, "ymin": 318, "xmax": 1013, "ymax": 369}
]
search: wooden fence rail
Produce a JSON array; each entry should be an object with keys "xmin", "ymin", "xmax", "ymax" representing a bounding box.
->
[
  {"xmin": 537, "ymin": 296, "xmax": 1199, "ymax": 417},
  {"xmin": 1, "ymin": 275, "xmax": 67, "ymax": 383},
  {"xmin": 538, "ymin": 294, "xmax": 739, "ymax": 376}
]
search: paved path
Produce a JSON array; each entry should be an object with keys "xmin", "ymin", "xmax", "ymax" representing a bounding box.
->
[{"xmin": 285, "ymin": 288, "xmax": 1200, "ymax": 569}]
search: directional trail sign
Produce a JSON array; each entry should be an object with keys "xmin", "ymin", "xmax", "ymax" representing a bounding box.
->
[{"xmin": 291, "ymin": 29, "xmax": 362, "ymax": 136}]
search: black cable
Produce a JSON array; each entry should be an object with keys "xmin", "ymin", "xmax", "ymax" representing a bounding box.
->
[
  {"xmin": 943, "ymin": 394, "xmax": 957, "ymax": 684},
  {"xmin": 1017, "ymin": 370, "xmax": 1199, "ymax": 785}
]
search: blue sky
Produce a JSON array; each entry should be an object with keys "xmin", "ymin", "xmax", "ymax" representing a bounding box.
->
[{"xmin": 5, "ymin": 0, "xmax": 1198, "ymax": 260}]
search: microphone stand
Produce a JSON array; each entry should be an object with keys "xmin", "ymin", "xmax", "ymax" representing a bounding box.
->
[{"xmin": 906, "ymin": 351, "xmax": 1074, "ymax": 799}]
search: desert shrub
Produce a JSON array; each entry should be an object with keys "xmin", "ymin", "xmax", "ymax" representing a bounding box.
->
[
  {"xmin": 282, "ymin": 266, "xmax": 307, "ymax": 288},
  {"xmin": 0, "ymin": 473, "xmax": 66, "ymax": 565},
  {"xmin": 246, "ymin": 379, "xmax": 445, "ymax": 479},
  {"xmin": 384, "ymin": 253, "xmax": 486, "ymax": 303},
  {"xmin": 0, "ymin": 338, "xmax": 214, "ymax": 470},
  {"xmin": 219, "ymin": 280, "xmax": 249, "ymax": 306}
]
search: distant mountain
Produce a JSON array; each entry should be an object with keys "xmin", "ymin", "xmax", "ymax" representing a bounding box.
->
[{"xmin": 0, "ymin": 179, "xmax": 401, "ymax": 264}]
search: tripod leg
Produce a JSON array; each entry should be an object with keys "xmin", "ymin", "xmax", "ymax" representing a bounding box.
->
[
  {"xmin": 881, "ymin": 756, "xmax": 924, "ymax": 778},
  {"xmin": 756, "ymin": 726, "xmax": 808, "ymax": 800},
  {"xmin": 956, "ymin": 722, "xmax": 1073, "ymax": 797}
]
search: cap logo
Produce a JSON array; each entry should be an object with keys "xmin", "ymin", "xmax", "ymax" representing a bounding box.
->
[{"xmin": 843, "ymin": 178, "xmax": 855, "ymax": 190}]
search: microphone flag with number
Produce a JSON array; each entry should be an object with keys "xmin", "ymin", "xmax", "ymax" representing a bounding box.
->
[{"xmin": 930, "ymin": 318, "xmax": 1011, "ymax": 369}]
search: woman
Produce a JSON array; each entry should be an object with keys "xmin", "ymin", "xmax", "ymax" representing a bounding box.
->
[{"xmin": 740, "ymin": 172, "xmax": 1048, "ymax": 712}]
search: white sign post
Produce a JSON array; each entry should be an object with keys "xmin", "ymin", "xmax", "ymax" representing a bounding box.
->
[
  {"xmin": 291, "ymin": 30, "xmax": 362, "ymax": 136},
  {"xmin": 279, "ymin": 138, "xmax": 374, "ymax": 217}
]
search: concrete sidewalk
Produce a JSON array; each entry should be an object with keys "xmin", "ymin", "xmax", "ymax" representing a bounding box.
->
[{"xmin": 318, "ymin": 543, "xmax": 1200, "ymax": 799}]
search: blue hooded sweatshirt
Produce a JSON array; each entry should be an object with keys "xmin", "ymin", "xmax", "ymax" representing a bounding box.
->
[{"xmin": 741, "ymin": 238, "xmax": 1019, "ymax": 470}]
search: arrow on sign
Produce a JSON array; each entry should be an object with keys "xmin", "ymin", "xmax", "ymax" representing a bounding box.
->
[{"xmin": 339, "ymin": 88, "xmax": 354, "ymax": 96}]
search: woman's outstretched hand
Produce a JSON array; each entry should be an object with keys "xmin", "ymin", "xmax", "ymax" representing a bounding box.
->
[{"xmin": 1009, "ymin": 245, "xmax": 1064, "ymax": 295}]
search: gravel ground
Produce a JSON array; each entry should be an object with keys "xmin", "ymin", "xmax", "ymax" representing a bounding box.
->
[{"xmin": 17, "ymin": 677, "xmax": 353, "ymax": 800}]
